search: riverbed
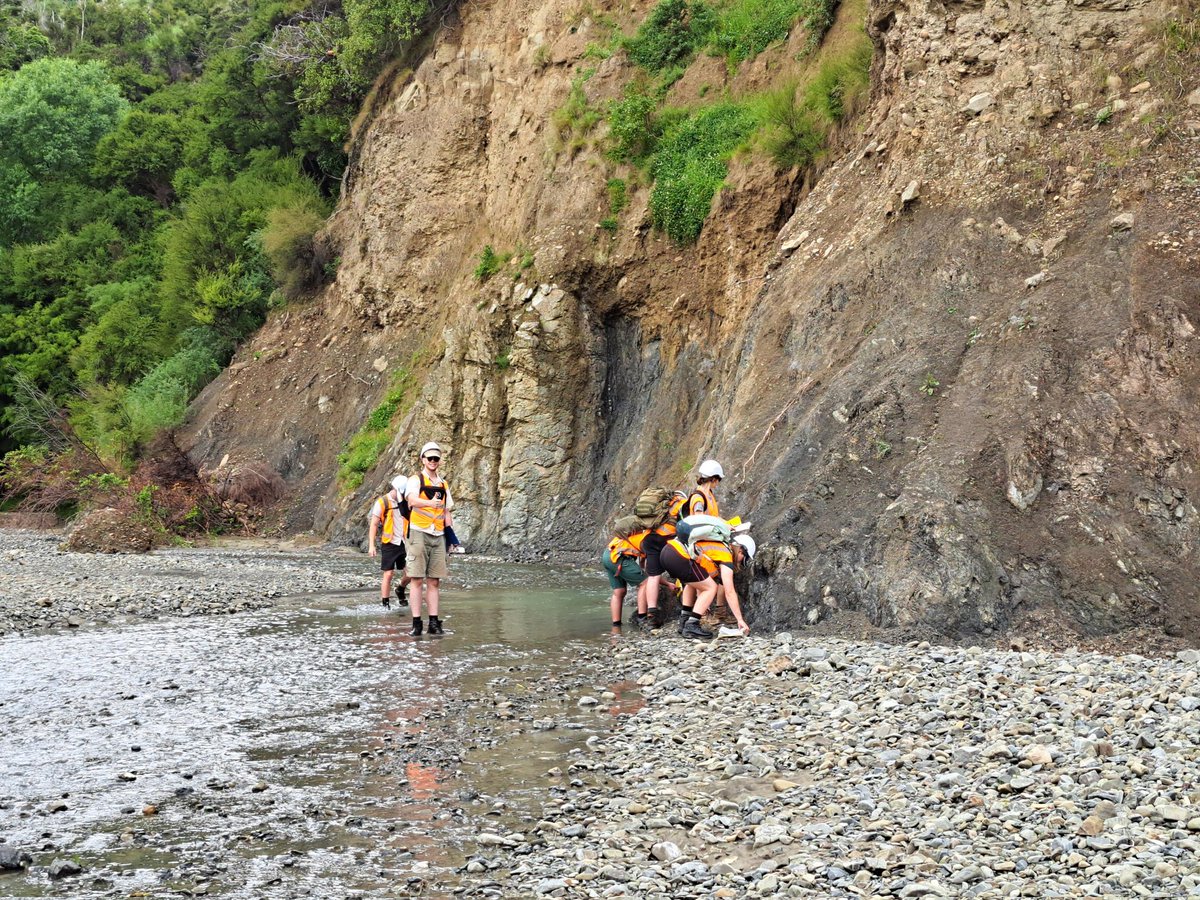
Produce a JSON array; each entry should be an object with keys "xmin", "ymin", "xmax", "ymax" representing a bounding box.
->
[
  {"xmin": 4, "ymin": 535, "xmax": 1200, "ymax": 898},
  {"xmin": 0, "ymin": 545, "xmax": 628, "ymax": 897}
]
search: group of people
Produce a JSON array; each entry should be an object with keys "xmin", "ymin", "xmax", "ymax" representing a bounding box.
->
[
  {"xmin": 602, "ymin": 459, "xmax": 756, "ymax": 640},
  {"xmin": 366, "ymin": 447, "xmax": 755, "ymax": 642},
  {"xmin": 367, "ymin": 441, "xmax": 463, "ymax": 636}
]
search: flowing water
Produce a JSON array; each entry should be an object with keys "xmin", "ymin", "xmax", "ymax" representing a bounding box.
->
[{"xmin": 0, "ymin": 555, "xmax": 630, "ymax": 897}]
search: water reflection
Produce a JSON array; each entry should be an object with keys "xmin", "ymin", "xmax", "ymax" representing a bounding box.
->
[{"xmin": 0, "ymin": 556, "xmax": 626, "ymax": 897}]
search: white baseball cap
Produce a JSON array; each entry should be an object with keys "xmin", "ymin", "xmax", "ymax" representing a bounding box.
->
[
  {"xmin": 733, "ymin": 534, "xmax": 756, "ymax": 559},
  {"xmin": 420, "ymin": 442, "xmax": 443, "ymax": 458}
]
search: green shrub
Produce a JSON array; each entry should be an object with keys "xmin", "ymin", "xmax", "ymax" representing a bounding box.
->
[
  {"xmin": 625, "ymin": 0, "xmax": 715, "ymax": 72},
  {"xmin": 804, "ymin": 36, "xmax": 872, "ymax": 122},
  {"xmin": 608, "ymin": 86, "xmax": 659, "ymax": 162},
  {"xmin": 760, "ymin": 80, "xmax": 826, "ymax": 169},
  {"xmin": 552, "ymin": 70, "xmax": 602, "ymax": 150},
  {"xmin": 474, "ymin": 245, "xmax": 511, "ymax": 282},
  {"xmin": 261, "ymin": 205, "xmax": 331, "ymax": 300},
  {"xmin": 607, "ymin": 178, "xmax": 628, "ymax": 214},
  {"xmin": 710, "ymin": 0, "xmax": 813, "ymax": 63},
  {"xmin": 648, "ymin": 102, "xmax": 758, "ymax": 243},
  {"xmin": 337, "ymin": 367, "xmax": 415, "ymax": 491}
]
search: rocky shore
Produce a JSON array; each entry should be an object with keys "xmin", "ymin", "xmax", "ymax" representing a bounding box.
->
[
  {"xmin": 0, "ymin": 528, "xmax": 374, "ymax": 636},
  {"xmin": 468, "ymin": 634, "xmax": 1200, "ymax": 898}
]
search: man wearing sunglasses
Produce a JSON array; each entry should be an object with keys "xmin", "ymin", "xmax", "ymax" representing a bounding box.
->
[{"xmin": 403, "ymin": 441, "xmax": 454, "ymax": 635}]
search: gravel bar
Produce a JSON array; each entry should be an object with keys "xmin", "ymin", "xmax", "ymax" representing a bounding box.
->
[
  {"xmin": 472, "ymin": 632, "xmax": 1200, "ymax": 898},
  {"xmin": 0, "ymin": 528, "xmax": 373, "ymax": 636}
]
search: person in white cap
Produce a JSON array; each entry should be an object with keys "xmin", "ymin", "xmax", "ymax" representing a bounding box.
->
[
  {"xmin": 404, "ymin": 442, "xmax": 454, "ymax": 635},
  {"xmin": 367, "ymin": 476, "xmax": 411, "ymax": 610},
  {"xmin": 659, "ymin": 529, "xmax": 755, "ymax": 639},
  {"xmin": 687, "ymin": 459, "xmax": 723, "ymax": 517}
]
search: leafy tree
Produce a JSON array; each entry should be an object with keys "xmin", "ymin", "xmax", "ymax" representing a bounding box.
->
[
  {"xmin": 0, "ymin": 57, "xmax": 127, "ymax": 180},
  {"xmin": 93, "ymin": 110, "xmax": 195, "ymax": 204},
  {"xmin": 0, "ymin": 19, "xmax": 51, "ymax": 70},
  {"xmin": 71, "ymin": 279, "xmax": 164, "ymax": 386}
]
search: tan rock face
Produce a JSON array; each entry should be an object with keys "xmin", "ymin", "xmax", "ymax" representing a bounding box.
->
[{"xmin": 182, "ymin": 0, "xmax": 1200, "ymax": 644}]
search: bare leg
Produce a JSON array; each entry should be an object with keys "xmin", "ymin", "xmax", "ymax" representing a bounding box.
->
[
  {"xmin": 643, "ymin": 574, "xmax": 660, "ymax": 614},
  {"xmin": 636, "ymin": 580, "xmax": 649, "ymax": 616},
  {"xmin": 426, "ymin": 578, "xmax": 440, "ymax": 616},
  {"xmin": 681, "ymin": 583, "xmax": 696, "ymax": 613},
  {"xmin": 691, "ymin": 580, "xmax": 720, "ymax": 617},
  {"xmin": 381, "ymin": 569, "xmax": 394, "ymax": 599},
  {"xmin": 609, "ymin": 586, "xmax": 627, "ymax": 623}
]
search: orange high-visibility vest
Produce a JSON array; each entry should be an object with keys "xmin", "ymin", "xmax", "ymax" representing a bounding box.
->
[{"xmin": 408, "ymin": 473, "xmax": 449, "ymax": 533}]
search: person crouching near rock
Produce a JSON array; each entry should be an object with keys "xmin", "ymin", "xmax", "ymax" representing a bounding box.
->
[
  {"xmin": 404, "ymin": 442, "xmax": 454, "ymax": 636},
  {"xmin": 660, "ymin": 532, "xmax": 755, "ymax": 639},
  {"xmin": 603, "ymin": 533, "xmax": 647, "ymax": 633}
]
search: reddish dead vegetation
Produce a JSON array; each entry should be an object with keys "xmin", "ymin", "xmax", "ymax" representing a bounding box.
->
[{"xmin": 0, "ymin": 435, "xmax": 287, "ymax": 541}]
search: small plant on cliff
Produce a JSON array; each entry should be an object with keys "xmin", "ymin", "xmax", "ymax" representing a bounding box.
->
[
  {"xmin": 552, "ymin": 69, "xmax": 602, "ymax": 153},
  {"xmin": 337, "ymin": 367, "xmax": 415, "ymax": 492},
  {"xmin": 919, "ymin": 374, "xmax": 940, "ymax": 397},
  {"xmin": 495, "ymin": 347, "xmax": 512, "ymax": 370},
  {"xmin": 804, "ymin": 36, "xmax": 872, "ymax": 122},
  {"xmin": 474, "ymin": 245, "xmax": 511, "ymax": 282},
  {"xmin": 759, "ymin": 80, "xmax": 825, "ymax": 169},
  {"xmin": 710, "ymin": 0, "xmax": 831, "ymax": 64},
  {"xmin": 608, "ymin": 84, "xmax": 660, "ymax": 162}
]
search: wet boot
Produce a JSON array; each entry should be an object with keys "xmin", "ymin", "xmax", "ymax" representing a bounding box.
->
[
  {"xmin": 681, "ymin": 616, "xmax": 713, "ymax": 640},
  {"xmin": 409, "ymin": 618, "xmax": 423, "ymax": 636},
  {"xmin": 380, "ymin": 595, "xmax": 391, "ymax": 610},
  {"xmin": 428, "ymin": 616, "xmax": 444, "ymax": 635},
  {"xmin": 677, "ymin": 610, "xmax": 692, "ymax": 635},
  {"xmin": 395, "ymin": 582, "xmax": 408, "ymax": 607}
]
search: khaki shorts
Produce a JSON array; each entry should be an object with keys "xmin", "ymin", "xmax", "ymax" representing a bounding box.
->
[{"xmin": 405, "ymin": 529, "xmax": 448, "ymax": 579}]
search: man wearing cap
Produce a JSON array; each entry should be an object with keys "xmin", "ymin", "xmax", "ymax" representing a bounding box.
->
[{"xmin": 404, "ymin": 442, "xmax": 454, "ymax": 635}]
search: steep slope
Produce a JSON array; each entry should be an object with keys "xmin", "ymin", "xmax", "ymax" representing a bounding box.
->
[{"xmin": 181, "ymin": 0, "xmax": 1200, "ymax": 645}]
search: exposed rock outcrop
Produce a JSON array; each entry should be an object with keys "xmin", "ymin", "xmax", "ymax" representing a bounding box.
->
[{"xmin": 180, "ymin": 0, "xmax": 1200, "ymax": 644}]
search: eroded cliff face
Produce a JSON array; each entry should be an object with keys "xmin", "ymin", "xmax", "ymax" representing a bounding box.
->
[{"xmin": 181, "ymin": 0, "xmax": 1200, "ymax": 644}]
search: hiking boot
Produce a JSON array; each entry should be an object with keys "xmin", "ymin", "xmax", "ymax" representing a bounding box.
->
[
  {"xmin": 380, "ymin": 596, "xmax": 391, "ymax": 610},
  {"xmin": 395, "ymin": 582, "xmax": 408, "ymax": 606},
  {"xmin": 636, "ymin": 614, "xmax": 656, "ymax": 632},
  {"xmin": 681, "ymin": 617, "xmax": 714, "ymax": 640},
  {"xmin": 628, "ymin": 609, "xmax": 643, "ymax": 626},
  {"xmin": 428, "ymin": 618, "xmax": 444, "ymax": 635},
  {"xmin": 409, "ymin": 618, "xmax": 423, "ymax": 637}
]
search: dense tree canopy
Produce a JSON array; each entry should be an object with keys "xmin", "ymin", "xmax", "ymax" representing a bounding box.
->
[{"xmin": 0, "ymin": 0, "xmax": 432, "ymax": 461}]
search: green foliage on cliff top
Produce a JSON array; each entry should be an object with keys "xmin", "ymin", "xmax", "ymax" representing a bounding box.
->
[
  {"xmin": 623, "ymin": 0, "xmax": 841, "ymax": 73},
  {"xmin": 595, "ymin": 7, "xmax": 872, "ymax": 244}
]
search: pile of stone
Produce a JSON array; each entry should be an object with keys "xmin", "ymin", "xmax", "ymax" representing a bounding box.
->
[{"xmin": 464, "ymin": 635, "xmax": 1200, "ymax": 898}]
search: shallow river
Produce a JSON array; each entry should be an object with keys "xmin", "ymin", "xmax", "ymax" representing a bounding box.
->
[{"xmin": 0, "ymin": 555, "xmax": 629, "ymax": 897}]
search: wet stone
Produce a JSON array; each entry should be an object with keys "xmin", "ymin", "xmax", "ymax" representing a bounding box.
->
[{"xmin": 47, "ymin": 858, "xmax": 83, "ymax": 879}]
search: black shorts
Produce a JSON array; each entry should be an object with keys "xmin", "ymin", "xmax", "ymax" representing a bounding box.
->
[
  {"xmin": 660, "ymin": 542, "xmax": 708, "ymax": 584},
  {"xmin": 642, "ymin": 532, "xmax": 669, "ymax": 576},
  {"xmin": 380, "ymin": 541, "xmax": 406, "ymax": 572}
]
